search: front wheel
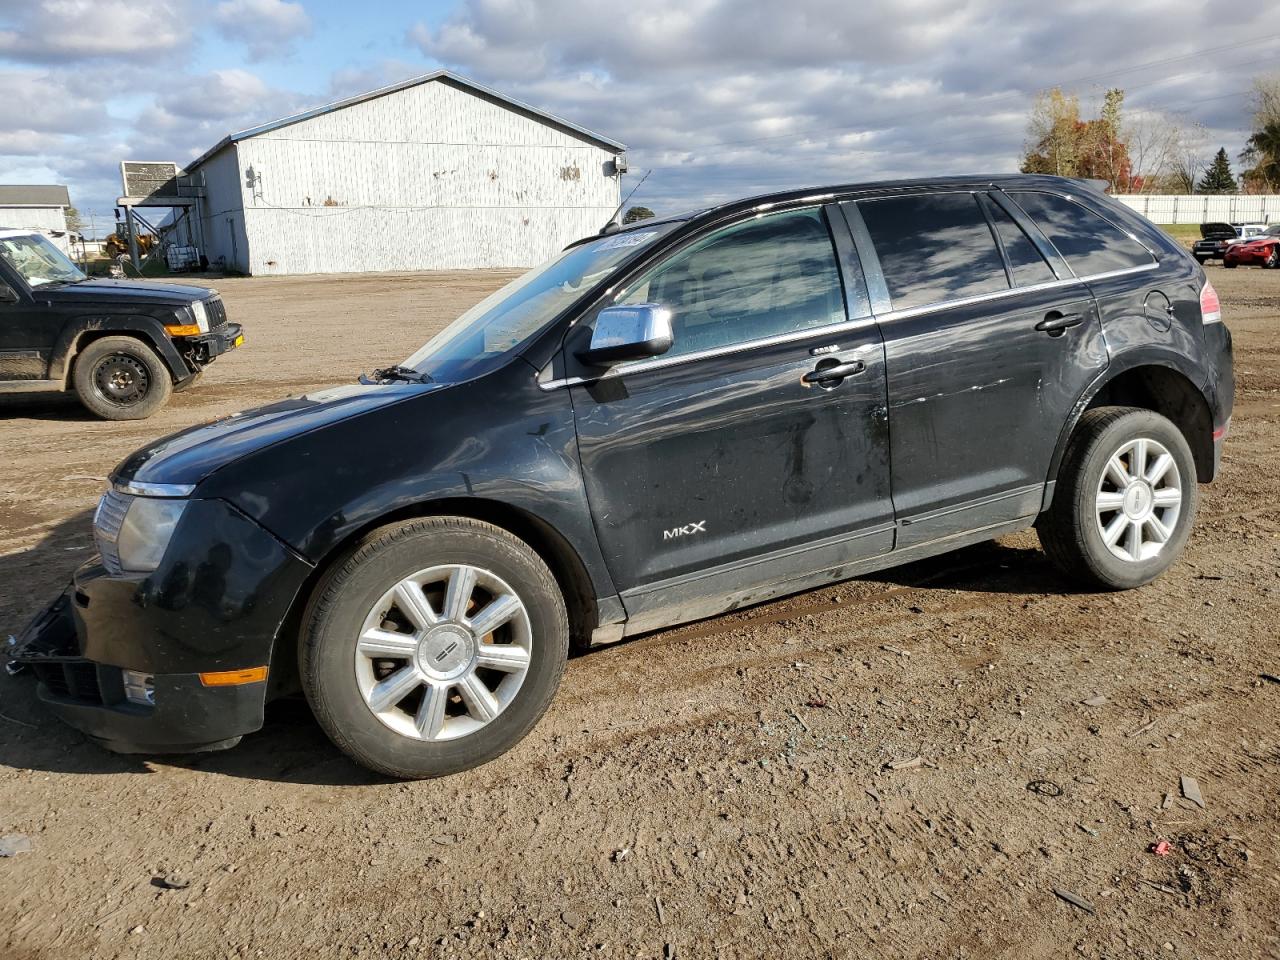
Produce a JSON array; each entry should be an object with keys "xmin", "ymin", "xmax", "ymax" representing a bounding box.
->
[
  {"xmin": 300, "ymin": 517, "xmax": 569, "ymax": 778},
  {"xmin": 1194, "ymin": 255, "xmax": 1208, "ymax": 265},
  {"xmin": 1266, "ymin": 248, "xmax": 1279, "ymax": 269},
  {"xmin": 73, "ymin": 336, "xmax": 173, "ymax": 420},
  {"xmin": 1038, "ymin": 407, "xmax": 1198, "ymax": 590}
]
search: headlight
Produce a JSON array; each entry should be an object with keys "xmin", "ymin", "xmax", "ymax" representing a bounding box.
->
[
  {"xmin": 190, "ymin": 299, "xmax": 210, "ymax": 333},
  {"xmin": 94, "ymin": 490, "xmax": 188, "ymax": 574}
]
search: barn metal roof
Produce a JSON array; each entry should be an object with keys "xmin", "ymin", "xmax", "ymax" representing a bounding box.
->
[
  {"xmin": 0, "ymin": 184, "xmax": 71, "ymax": 207},
  {"xmin": 186, "ymin": 70, "xmax": 626, "ymax": 172}
]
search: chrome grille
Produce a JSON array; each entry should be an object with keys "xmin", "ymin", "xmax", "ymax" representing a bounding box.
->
[
  {"xmin": 93, "ymin": 489, "xmax": 133, "ymax": 575},
  {"xmin": 205, "ymin": 296, "xmax": 227, "ymax": 330}
]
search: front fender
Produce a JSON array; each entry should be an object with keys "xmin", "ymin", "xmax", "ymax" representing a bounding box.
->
[
  {"xmin": 49, "ymin": 315, "xmax": 189, "ymax": 385},
  {"xmin": 195, "ymin": 366, "xmax": 620, "ymax": 610}
]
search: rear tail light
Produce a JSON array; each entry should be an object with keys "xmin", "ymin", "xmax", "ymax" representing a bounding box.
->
[{"xmin": 1200, "ymin": 280, "xmax": 1221, "ymax": 325}]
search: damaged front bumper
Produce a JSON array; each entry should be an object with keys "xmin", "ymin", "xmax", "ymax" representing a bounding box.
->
[
  {"xmin": 6, "ymin": 591, "xmax": 267, "ymax": 757},
  {"xmin": 8, "ymin": 588, "xmax": 265, "ymax": 754}
]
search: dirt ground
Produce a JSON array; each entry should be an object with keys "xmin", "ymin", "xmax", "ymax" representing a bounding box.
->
[{"xmin": 1, "ymin": 265, "xmax": 1278, "ymax": 960}]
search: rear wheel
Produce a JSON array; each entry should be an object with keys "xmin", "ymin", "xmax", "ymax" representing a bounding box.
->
[
  {"xmin": 1038, "ymin": 407, "xmax": 1198, "ymax": 590},
  {"xmin": 300, "ymin": 517, "xmax": 569, "ymax": 779},
  {"xmin": 1224, "ymin": 260, "xmax": 1238, "ymax": 268},
  {"xmin": 72, "ymin": 336, "xmax": 172, "ymax": 420},
  {"xmin": 1266, "ymin": 247, "xmax": 1279, "ymax": 269}
]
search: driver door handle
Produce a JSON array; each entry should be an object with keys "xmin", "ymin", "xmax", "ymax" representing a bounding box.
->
[
  {"xmin": 1035, "ymin": 311, "xmax": 1084, "ymax": 337},
  {"xmin": 803, "ymin": 358, "xmax": 865, "ymax": 385}
]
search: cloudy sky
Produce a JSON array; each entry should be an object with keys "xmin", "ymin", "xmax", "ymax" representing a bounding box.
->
[{"xmin": 2, "ymin": 0, "xmax": 1277, "ymax": 232}]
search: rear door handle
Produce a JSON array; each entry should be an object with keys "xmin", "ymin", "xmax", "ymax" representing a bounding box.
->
[
  {"xmin": 1035, "ymin": 311, "xmax": 1085, "ymax": 337},
  {"xmin": 803, "ymin": 358, "xmax": 865, "ymax": 386}
]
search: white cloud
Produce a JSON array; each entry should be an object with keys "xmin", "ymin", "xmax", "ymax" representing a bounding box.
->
[
  {"xmin": 213, "ymin": 0, "xmax": 313, "ymax": 61},
  {"xmin": 410, "ymin": 0, "xmax": 1279, "ymax": 213},
  {"xmin": 0, "ymin": 0, "xmax": 190, "ymax": 62}
]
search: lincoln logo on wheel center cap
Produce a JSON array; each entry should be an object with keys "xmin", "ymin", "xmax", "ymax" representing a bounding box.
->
[{"xmin": 418, "ymin": 625, "xmax": 474, "ymax": 677}]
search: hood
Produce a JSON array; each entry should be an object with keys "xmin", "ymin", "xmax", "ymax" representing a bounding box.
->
[
  {"xmin": 38, "ymin": 278, "xmax": 215, "ymax": 306},
  {"xmin": 1199, "ymin": 223, "xmax": 1237, "ymax": 240},
  {"xmin": 113, "ymin": 382, "xmax": 432, "ymax": 487}
]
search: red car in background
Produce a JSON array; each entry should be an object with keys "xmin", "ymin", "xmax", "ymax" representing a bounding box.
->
[{"xmin": 1224, "ymin": 224, "xmax": 1280, "ymax": 269}]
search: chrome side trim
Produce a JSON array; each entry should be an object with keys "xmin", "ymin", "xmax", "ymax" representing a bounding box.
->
[
  {"xmin": 876, "ymin": 276, "xmax": 1089, "ymax": 324},
  {"xmin": 537, "ymin": 315, "xmax": 879, "ymax": 390},
  {"xmin": 115, "ymin": 481, "xmax": 196, "ymax": 498}
]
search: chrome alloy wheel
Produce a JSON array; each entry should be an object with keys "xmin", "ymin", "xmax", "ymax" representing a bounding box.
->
[
  {"xmin": 1094, "ymin": 437, "xmax": 1183, "ymax": 563},
  {"xmin": 355, "ymin": 564, "xmax": 533, "ymax": 742}
]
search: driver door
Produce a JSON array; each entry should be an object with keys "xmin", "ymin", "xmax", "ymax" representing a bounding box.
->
[
  {"xmin": 564, "ymin": 206, "xmax": 894, "ymax": 631},
  {"xmin": 0, "ymin": 262, "xmax": 51, "ymax": 381}
]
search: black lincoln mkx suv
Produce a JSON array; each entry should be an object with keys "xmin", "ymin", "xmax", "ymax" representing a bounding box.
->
[{"xmin": 9, "ymin": 175, "xmax": 1233, "ymax": 779}]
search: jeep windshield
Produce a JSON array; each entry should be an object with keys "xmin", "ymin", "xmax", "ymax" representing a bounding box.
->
[
  {"xmin": 0, "ymin": 233, "xmax": 85, "ymax": 287},
  {"xmin": 398, "ymin": 224, "xmax": 677, "ymax": 384}
]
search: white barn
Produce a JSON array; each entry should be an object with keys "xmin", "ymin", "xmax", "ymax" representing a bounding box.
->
[
  {"xmin": 0, "ymin": 185, "xmax": 72, "ymax": 252},
  {"xmin": 184, "ymin": 71, "xmax": 627, "ymax": 276}
]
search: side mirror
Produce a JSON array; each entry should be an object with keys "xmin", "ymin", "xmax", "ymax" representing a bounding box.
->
[
  {"xmin": 576, "ymin": 303, "xmax": 673, "ymax": 367},
  {"xmin": 0, "ymin": 284, "xmax": 18, "ymax": 304}
]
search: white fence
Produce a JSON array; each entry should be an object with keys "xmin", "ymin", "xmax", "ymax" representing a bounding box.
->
[{"xmin": 1112, "ymin": 194, "xmax": 1280, "ymax": 225}]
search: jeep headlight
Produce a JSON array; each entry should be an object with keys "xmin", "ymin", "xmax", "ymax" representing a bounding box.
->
[
  {"xmin": 189, "ymin": 298, "xmax": 210, "ymax": 333},
  {"xmin": 94, "ymin": 490, "xmax": 188, "ymax": 574}
]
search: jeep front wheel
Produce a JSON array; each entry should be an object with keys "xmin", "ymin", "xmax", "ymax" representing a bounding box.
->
[
  {"xmin": 300, "ymin": 517, "xmax": 569, "ymax": 779},
  {"xmin": 73, "ymin": 336, "xmax": 173, "ymax": 420}
]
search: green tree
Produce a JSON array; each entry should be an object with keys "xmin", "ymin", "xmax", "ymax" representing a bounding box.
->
[
  {"xmin": 623, "ymin": 205, "xmax": 655, "ymax": 224},
  {"xmin": 1196, "ymin": 148, "xmax": 1237, "ymax": 193},
  {"xmin": 1241, "ymin": 122, "xmax": 1280, "ymax": 192}
]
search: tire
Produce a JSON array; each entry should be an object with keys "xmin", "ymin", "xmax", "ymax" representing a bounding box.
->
[
  {"xmin": 300, "ymin": 517, "xmax": 569, "ymax": 779},
  {"xmin": 1038, "ymin": 407, "xmax": 1198, "ymax": 590},
  {"xmin": 73, "ymin": 336, "xmax": 173, "ymax": 421},
  {"xmin": 1224, "ymin": 260, "xmax": 1238, "ymax": 269},
  {"xmin": 172, "ymin": 369, "xmax": 203, "ymax": 393},
  {"xmin": 1266, "ymin": 248, "xmax": 1279, "ymax": 269},
  {"xmin": 1194, "ymin": 255, "xmax": 1208, "ymax": 265}
]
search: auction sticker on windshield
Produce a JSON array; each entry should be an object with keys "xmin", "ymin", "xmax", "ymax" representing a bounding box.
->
[{"xmin": 598, "ymin": 231, "xmax": 659, "ymax": 250}]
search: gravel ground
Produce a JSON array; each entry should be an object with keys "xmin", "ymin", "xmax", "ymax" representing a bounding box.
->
[{"xmin": 0, "ymin": 265, "xmax": 1277, "ymax": 960}]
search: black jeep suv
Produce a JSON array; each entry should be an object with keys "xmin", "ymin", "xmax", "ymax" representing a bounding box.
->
[
  {"xmin": 0, "ymin": 230, "xmax": 242, "ymax": 419},
  {"xmin": 9, "ymin": 175, "xmax": 1233, "ymax": 778}
]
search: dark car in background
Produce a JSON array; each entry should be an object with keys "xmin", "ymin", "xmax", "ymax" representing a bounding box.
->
[
  {"xmin": 9, "ymin": 174, "xmax": 1233, "ymax": 779},
  {"xmin": 1191, "ymin": 222, "xmax": 1241, "ymax": 264},
  {"xmin": 0, "ymin": 230, "xmax": 242, "ymax": 419}
]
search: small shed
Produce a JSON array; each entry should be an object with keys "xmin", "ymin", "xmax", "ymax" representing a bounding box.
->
[{"xmin": 0, "ymin": 185, "xmax": 73, "ymax": 252}]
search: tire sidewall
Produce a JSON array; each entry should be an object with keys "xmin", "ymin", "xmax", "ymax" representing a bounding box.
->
[
  {"xmin": 74, "ymin": 337, "xmax": 172, "ymax": 420},
  {"xmin": 1071, "ymin": 411, "xmax": 1199, "ymax": 588},
  {"xmin": 302, "ymin": 521, "xmax": 568, "ymax": 778}
]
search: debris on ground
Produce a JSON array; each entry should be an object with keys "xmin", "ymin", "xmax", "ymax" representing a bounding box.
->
[
  {"xmin": 1150, "ymin": 840, "xmax": 1173, "ymax": 857},
  {"xmin": 1027, "ymin": 779, "xmax": 1063, "ymax": 797},
  {"xmin": 153, "ymin": 873, "xmax": 191, "ymax": 890},
  {"xmin": 0, "ymin": 833, "xmax": 32, "ymax": 857},
  {"xmin": 654, "ymin": 896, "xmax": 666, "ymax": 925},
  {"xmin": 886, "ymin": 756, "xmax": 924, "ymax": 771},
  {"xmin": 1137, "ymin": 878, "xmax": 1179, "ymax": 895},
  {"xmin": 1052, "ymin": 887, "xmax": 1096, "ymax": 915},
  {"xmin": 1181, "ymin": 775, "xmax": 1206, "ymax": 810},
  {"xmin": 1260, "ymin": 673, "xmax": 1280, "ymax": 685},
  {"xmin": 1080, "ymin": 695, "xmax": 1109, "ymax": 707},
  {"xmin": 611, "ymin": 848, "xmax": 631, "ymax": 863}
]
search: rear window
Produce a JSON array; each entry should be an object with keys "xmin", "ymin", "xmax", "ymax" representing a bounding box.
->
[
  {"xmin": 1008, "ymin": 191, "xmax": 1154, "ymax": 277},
  {"xmin": 859, "ymin": 193, "xmax": 1008, "ymax": 311},
  {"xmin": 981, "ymin": 196, "xmax": 1056, "ymax": 287}
]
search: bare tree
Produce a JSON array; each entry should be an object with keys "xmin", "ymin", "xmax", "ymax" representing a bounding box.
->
[
  {"xmin": 1168, "ymin": 121, "xmax": 1211, "ymax": 194},
  {"xmin": 1250, "ymin": 72, "xmax": 1280, "ymax": 129}
]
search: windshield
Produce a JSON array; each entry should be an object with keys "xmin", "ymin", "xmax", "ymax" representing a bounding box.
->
[
  {"xmin": 1267, "ymin": 225, "xmax": 1280, "ymax": 237},
  {"xmin": 401, "ymin": 225, "xmax": 676, "ymax": 383},
  {"xmin": 0, "ymin": 234, "xmax": 84, "ymax": 287}
]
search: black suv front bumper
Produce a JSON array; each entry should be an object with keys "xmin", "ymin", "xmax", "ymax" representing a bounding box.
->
[
  {"xmin": 9, "ymin": 589, "xmax": 265, "ymax": 753},
  {"xmin": 182, "ymin": 322, "xmax": 244, "ymax": 365},
  {"xmin": 7, "ymin": 497, "xmax": 312, "ymax": 755}
]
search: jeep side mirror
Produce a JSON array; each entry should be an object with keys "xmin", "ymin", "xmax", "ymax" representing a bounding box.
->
[
  {"xmin": 576, "ymin": 303, "xmax": 673, "ymax": 367},
  {"xmin": 0, "ymin": 283, "xmax": 18, "ymax": 304}
]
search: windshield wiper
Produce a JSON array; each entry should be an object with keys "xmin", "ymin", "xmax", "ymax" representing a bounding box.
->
[{"xmin": 365, "ymin": 364, "xmax": 433, "ymax": 384}]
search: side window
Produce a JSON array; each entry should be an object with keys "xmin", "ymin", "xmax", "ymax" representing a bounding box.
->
[
  {"xmin": 981, "ymin": 195, "xmax": 1057, "ymax": 286},
  {"xmin": 859, "ymin": 193, "xmax": 1008, "ymax": 311},
  {"xmin": 1008, "ymin": 191, "xmax": 1154, "ymax": 277},
  {"xmin": 617, "ymin": 208, "xmax": 846, "ymax": 360}
]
